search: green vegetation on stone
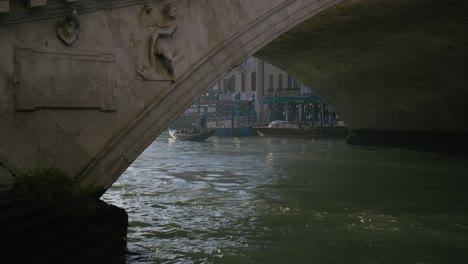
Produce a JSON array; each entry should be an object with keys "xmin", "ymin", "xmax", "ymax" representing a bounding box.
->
[{"xmin": 11, "ymin": 168, "xmax": 104, "ymax": 215}]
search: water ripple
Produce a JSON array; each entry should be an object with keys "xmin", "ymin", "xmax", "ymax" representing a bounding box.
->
[{"xmin": 103, "ymin": 133, "xmax": 468, "ymax": 263}]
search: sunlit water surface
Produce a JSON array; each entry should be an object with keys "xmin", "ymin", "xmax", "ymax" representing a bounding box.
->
[{"xmin": 102, "ymin": 132, "xmax": 468, "ymax": 263}]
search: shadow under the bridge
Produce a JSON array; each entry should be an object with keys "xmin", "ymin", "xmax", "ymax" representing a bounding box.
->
[{"xmin": 0, "ymin": 188, "xmax": 128, "ymax": 264}]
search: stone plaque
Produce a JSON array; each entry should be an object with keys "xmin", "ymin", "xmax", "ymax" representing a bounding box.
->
[{"xmin": 15, "ymin": 47, "xmax": 115, "ymax": 111}]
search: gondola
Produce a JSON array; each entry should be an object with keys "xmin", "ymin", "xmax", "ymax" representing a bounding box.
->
[{"xmin": 168, "ymin": 128, "xmax": 215, "ymax": 142}]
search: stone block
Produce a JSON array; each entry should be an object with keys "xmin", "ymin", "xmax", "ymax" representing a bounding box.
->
[
  {"xmin": 27, "ymin": 0, "xmax": 47, "ymax": 8},
  {"xmin": 65, "ymin": 0, "xmax": 79, "ymax": 2},
  {"xmin": 0, "ymin": 1, "xmax": 9, "ymax": 13}
]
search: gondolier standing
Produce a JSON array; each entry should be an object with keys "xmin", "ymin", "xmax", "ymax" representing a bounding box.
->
[{"xmin": 199, "ymin": 115, "xmax": 207, "ymax": 132}]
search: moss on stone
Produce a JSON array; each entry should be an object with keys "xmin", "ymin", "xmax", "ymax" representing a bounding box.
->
[{"xmin": 11, "ymin": 168, "xmax": 105, "ymax": 216}]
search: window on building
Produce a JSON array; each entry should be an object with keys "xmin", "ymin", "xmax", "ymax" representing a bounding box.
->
[
  {"xmin": 241, "ymin": 73, "xmax": 246, "ymax": 92},
  {"xmin": 230, "ymin": 76, "xmax": 236, "ymax": 92},
  {"xmin": 278, "ymin": 73, "xmax": 283, "ymax": 91},
  {"xmin": 251, "ymin": 72, "xmax": 257, "ymax": 91},
  {"xmin": 269, "ymin": 74, "xmax": 274, "ymax": 91},
  {"xmin": 293, "ymin": 78, "xmax": 299, "ymax": 89},
  {"xmin": 287, "ymin": 74, "xmax": 293, "ymax": 90},
  {"xmin": 223, "ymin": 79, "xmax": 227, "ymax": 92}
]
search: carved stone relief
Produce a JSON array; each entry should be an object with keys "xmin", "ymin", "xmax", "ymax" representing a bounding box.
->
[
  {"xmin": 56, "ymin": 7, "xmax": 80, "ymax": 46},
  {"xmin": 136, "ymin": 3, "xmax": 183, "ymax": 82},
  {"xmin": 14, "ymin": 47, "xmax": 115, "ymax": 111}
]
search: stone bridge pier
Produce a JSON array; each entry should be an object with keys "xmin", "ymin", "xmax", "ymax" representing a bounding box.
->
[{"xmin": 1, "ymin": 0, "xmax": 467, "ymax": 192}]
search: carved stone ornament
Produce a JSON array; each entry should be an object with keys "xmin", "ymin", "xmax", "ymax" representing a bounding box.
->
[
  {"xmin": 57, "ymin": 7, "xmax": 80, "ymax": 46},
  {"xmin": 136, "ymin": 3, "xmax": 183, "ymax": 82}
]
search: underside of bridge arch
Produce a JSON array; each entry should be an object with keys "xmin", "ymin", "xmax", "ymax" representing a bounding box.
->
[{"xmin": 256, "ymin": 0, "xmax": 468, "ymax": 150}]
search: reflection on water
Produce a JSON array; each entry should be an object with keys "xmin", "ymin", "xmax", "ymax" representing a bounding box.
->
[{"xmin": 103, "ymin": 132, "xmax": 468, "ymax": 263}]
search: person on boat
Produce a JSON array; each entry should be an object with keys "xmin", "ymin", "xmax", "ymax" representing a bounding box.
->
[{"xmin": 199, "ymin": 115, "xmax": 207, "ymax": 132}]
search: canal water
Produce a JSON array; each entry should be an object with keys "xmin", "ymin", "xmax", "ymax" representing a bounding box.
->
[{"xmin": 102, "ymin": 132, "xmax": 468, "ymax": 264}]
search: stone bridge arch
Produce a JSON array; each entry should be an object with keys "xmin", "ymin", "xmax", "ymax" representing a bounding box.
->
[
  {"xmin": 1, "ymin": 0, "xmax": 467, "ymax": 192},
  {"xmin": 0, "ymin": 0, "xmax": 344, "ymax": 191}
]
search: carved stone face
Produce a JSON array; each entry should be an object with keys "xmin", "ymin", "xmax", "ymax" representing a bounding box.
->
[
  {"xmin": 65, "ymin": 21, "xmax": 76, "ymax": 37},
  {"xmin": 145, "ymin": 5, "xmax": 152, "ymax": 14},
  {"xmin": 57, "ymin": 16, "xmax": 80, "ymax": 46},
  {"xmin": 167, "ymin": 6, "xmax": 177, "ymax": 19}
]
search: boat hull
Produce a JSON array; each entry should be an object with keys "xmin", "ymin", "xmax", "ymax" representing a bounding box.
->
[
  {"xmin": 168, "ymin": 129, "xmax": 215, "ymax": 142},
  {"xmin": 255, "ymin": 127, "xmax": 319, "ymax": 138}
]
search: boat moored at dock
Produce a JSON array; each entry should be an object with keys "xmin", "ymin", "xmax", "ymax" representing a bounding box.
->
[{"xmin": 254, "ymin": 120, "xmax": 320, "ymax": 138}]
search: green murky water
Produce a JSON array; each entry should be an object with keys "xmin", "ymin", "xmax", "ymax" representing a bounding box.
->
[{"xmin": 103, "ymin": 133, "xmax": 468, "ymax": 263}]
